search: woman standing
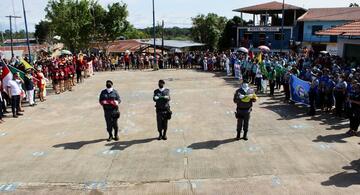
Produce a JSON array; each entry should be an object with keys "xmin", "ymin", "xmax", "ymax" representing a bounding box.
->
[{"xmin": 36, "ymin": 67, "xmax": 47, "ymax": 102}]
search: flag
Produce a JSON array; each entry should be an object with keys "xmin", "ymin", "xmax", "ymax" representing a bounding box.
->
[
  {"xmin": 20, "ymin": 59, "xmax": 33, "ymax": 70},
  {"xmin": 8, "ymin": 65, "xmax": 25, "ymax": 81},
  {"xmin": 290, "ymin": 75, "xmax": 311, "ymax": 106},
  {"xmin": 2, "ymin": 65, "xmax": 13, "ymax": 93},
  {"xmin": 257, "ymin": 53, "xmax": 262, "ymax": 64}
]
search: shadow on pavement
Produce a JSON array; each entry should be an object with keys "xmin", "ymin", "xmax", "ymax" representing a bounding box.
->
[
  {"xmin": 188, "ymin": 138, "xmax": 236, "ymax": 150},
  {"xmin": 53, "ymin": 139, "xmax": 107, "ymax": 150},
  {"xmin": 322, "ymin": 159, "xmax": 360, "ymax": 187},
  {"xmin": 106, "ymin": 138, "xmax": 157, "ymax": 151},
  {"xmin": 312, "ymin": 133, "xmax": 351, "ymax": 143}
]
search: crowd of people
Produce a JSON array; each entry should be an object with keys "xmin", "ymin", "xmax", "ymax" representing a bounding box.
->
[
  {"xmin": 221, "ymin": 48, "xmax": 360, "ymax": 136},
  {"xmin": 0, "ymin": 54, "xmax": 96, "ymax": 123},
  {"xmin": 0, "ymin": 48, "xmax": 359, "ymax": 135}
]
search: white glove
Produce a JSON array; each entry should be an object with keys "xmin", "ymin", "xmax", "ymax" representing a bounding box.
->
[
  {"xmin": 154, "ymin": 96, "xmax": 159, "ymax": 100},
  {"xmin": 164, "ymin": 96, "xmax": 170, "ymax": 100}
]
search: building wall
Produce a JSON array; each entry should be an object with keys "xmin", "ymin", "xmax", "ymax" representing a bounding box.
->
[
  {"xmin": 303, "ymin": 21, "xmax": 347, "ymax": 42},
  {"xmin": 337, "ymin": 37, "xmax": 360, "ymax": 59},
  {"xmin": 237, "ymin": 27, "xmax": 294, "ymax": 50}
]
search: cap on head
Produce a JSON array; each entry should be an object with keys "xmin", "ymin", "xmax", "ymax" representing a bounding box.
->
[
  {"xmin": 106, "ymin": 80, "xmax": 113, "ymax": 85},
  {"xmin": 158, "ymin": 80, "xmax": 165, "ymax": 85}
]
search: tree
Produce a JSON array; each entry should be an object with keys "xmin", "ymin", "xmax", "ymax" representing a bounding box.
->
[
  {"xmin": 124, "ymin": 25, "xmax": 149, "ymax": 39},
  {"xmin": 45, "ymin": 0, "xmax": 94, "ymax": 52},
  {"xmin": 349, "ymin": 3, "xmax": 359, "ymax": 7},
  {"xmin": 191, "ymin": 13, "xmax": 227, "ymax": 50},
  {"xmin": 34, "ymin": 20, "xmax": 52, "ymax": 44},
  {"xmin": 45, "ymin": 0, "xmax": 129, "ymax": 52},
  {"xmin": 218, "ymin": 16, "xmax": 247, "ymax": 50}
]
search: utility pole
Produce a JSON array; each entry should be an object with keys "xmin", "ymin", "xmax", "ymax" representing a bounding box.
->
[
  {"xmin": 280, "ymin": 0, "xmax": 285, "ymax": 53},
  {"xmin": 152, "ymin": 0, "xmax": 157, "ymax": 70},
  {"xmin": 5, "ymin": 15, "xmax": 21, "ymax": 59},
  {"xmin": 22, "ymin": 0, "xmax": 31, "ymax": 62},
  {"xmin": 161, "ymin": 20, "xmax": 164, "ymax": 57}
]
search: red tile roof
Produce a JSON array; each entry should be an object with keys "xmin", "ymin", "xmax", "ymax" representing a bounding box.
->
[
  {"xmin": 316, "ymin": 21, "xmax": 360, "ymax": 36},
  {"xmin": 233, "ymin": 1, "xmax": 305, "ymax": 13},
  {"xmin": 298, "ymin": 7, "xmax": 360, "ymax": 22}
]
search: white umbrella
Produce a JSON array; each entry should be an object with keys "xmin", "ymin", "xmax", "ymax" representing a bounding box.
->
[
  {"xmin": 237, "ymin": 47, "xmax": 249, "ymax": 53},
  {"xmin": 61, "ymin": 50, "xmax": 72, "ymax": 55},
  {"xmin": 125, "ymin": 50, "xmax": 130, "ymax": 54},
  {"xmin": 320, "ymin": 51, "xmax": 329, "ymax": 54},
  {"xmin": 258, "ymin": 45, "xmax": 270, "ymax": 52},
  {"xmin": 170, "ymin": 48, "xmax": 182, "ymax": 53}
]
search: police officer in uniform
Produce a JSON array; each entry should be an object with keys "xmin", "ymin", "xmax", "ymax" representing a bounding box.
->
[
  {"xmin": 233, "ymin": 80, "xmax": 257, "ymax": 141},
  {"xmin": 153, "ymin": 80, "xmax": 171, "ymax": 140},
  {"xmin": 99, "ymin": 80, "xmax": 121, "ymax": 141}
]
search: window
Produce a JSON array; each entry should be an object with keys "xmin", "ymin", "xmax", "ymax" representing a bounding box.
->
[
  {"xmin": 259, "ymin": 33, "xmax": 266, "ymax": 46},
  {"xmin": 243, "ymin": 33, "xmax": 253, "ymax": 40},
  {"xmin": 312, "ymin": 25, "xmax": 323, "ymax": 35},
  {"xmin": 275, "ymin": 33, "xmax": 284, "ymax": 40},
  {"xmin": 330, "ymin": 35, "xmax": 338, "ymax": 42}
]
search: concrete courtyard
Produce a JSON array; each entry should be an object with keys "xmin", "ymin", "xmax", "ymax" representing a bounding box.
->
[{"xmin": 0, "ymin": 69, "xmax": 359, "ymax": 194}]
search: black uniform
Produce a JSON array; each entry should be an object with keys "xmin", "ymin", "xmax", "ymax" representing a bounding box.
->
[
  {"xmin": 349, "ymin": 90, "xmax": 360, "ymax": 132},
  {"xmin": 153, "ymin": 88, "xmax": 171, "ymax": 139},
  {"xmin": 233, "ymin": 87, "xmax": 254, "ymax": 140},
  {"xmin": 99, "ymin": 89, "xmax": 121, "ymax": 139}
]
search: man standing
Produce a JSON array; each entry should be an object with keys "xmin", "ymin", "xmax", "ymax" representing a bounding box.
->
[
  {"xmin": 153, "ymin": 80, "xmax": 171, "ymax": 140},
  {"xmin": 7, "ymin": 74, "xmax": 23, "ymax": 118},
  {"xmin": 99, "ymin": 80, "xmax": 121, "ymax": 142},
  {"xmin": 24, "ymin": 69, "xmax": 35, "ymax": 106},
  {"xmin": 233, "ymin": 80, "xmax": 257, "ymax": 141}
]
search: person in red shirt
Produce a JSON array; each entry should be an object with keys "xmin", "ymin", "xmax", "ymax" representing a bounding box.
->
[
  {"xmin": 59, "ymin": 64, "xmax": 65, "ymax": 93},
  {"xmin": 124, "ymin": 54, "xmax": 130, "ymax": 70},
  {"xmin": 51, "ymin": 64, "xmax": 61, "ymax": 94},
  {"xmin": 76, "ymin": 54, "xmax": 85, "ymax": 83}
]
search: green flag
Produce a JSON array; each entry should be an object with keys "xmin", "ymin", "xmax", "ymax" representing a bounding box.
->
[{"xmin": 8, "ymin": 65, "xmax": 26, "ymax": 81}]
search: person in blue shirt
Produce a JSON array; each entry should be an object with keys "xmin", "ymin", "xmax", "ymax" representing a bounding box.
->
[
  {"xmin": 318, "ymin": 69, "xmax": 330, "ymax": 111},
  {"xmin": 334, "ymin": 74, "xmax": 348, "ymax": 117},
  {"xmin": 308, "ymin": 73, "xmax": 319, "ymax": 116},
  {"xmin": 324, "ymin": 75, "xmax": 336, "ymax": 112},
  {"xmin": 346, "ymin": 82, "xmax": 360, "ymax": 136}
]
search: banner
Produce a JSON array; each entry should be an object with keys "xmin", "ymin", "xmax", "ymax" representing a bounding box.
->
[{"xmin": 290, "ymin": 75, "xmax": 310, "ymax": 105}]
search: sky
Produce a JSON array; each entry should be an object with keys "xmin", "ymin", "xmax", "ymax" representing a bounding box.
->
[{"xmin": 0, "ymin": 0, "xmax": 357, "ymax": 32}]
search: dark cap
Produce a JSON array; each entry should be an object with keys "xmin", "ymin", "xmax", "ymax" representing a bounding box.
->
[
  {"xmin": 158, "ymin": 80, "xmax": 165, "ymax": 84},
  {"xmin": 106, "ymin": 80, "xmax": 113, "ymax": 85}
]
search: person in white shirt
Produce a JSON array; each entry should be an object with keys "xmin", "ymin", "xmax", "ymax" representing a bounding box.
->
[{"xmin": 7, "ymin": 74, "xmax": 23, "ymax": 118}]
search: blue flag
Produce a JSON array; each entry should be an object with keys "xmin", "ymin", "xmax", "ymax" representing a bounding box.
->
[{"xmin": 290, "ymin": 75, "xmax": 310, "ymax": 105}]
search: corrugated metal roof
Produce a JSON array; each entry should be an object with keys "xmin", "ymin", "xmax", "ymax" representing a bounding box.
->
[
  {"xmin": 316, "ymin": 21, "xmax": 360, "ymax": 36},
  {"xmin": 0, "ymin": 45, "xmax": 47, "ymax": 54},
  {"xmin": 233, "ymin": 1, "xmax": 305, "ymax": 13},
  {"xmin": 138, "ymin": 39, "xmax": 205, "ymax": 48},
  {"xmin": 107, "ymin": 40, "xmax": 141, "ymax": 53},
  {"xmin": 298, "ymin": 7, "xmax": 360, "ymax": 22}
]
